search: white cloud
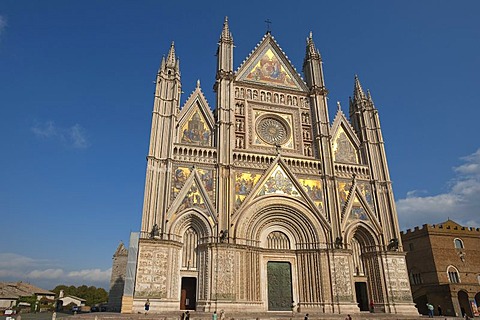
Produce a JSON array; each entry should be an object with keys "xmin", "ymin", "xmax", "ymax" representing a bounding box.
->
[
  {"xmin": 0, "ymin": 253, "xmax": 110, "ymax": 289},
  {"xmin": 31, "ymin": 120, "xmax": 89, "ymax": 149},
  {"xmin": 397, "ymin": 148, "xmax": 480, "ymax": 230}
]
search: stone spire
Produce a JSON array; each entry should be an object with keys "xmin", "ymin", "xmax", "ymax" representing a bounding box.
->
[
  {"xmin": 220, "ymin": 16, "xmax": 233, "ymax": 42},
  {"xmin": 306, "ymin": 31, "xmax": 321, "ymax": 61},
  {"xmin": 353, "ymin": 74, "xmax": 367, "ymax": 102},
  {"xmin": 166, "ymin": 41, "xmax": 176, "ymax": 68}
]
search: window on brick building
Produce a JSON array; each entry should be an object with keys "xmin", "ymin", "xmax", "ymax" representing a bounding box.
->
[
  {"xmin": 408, "ymin": 243, "xmax": 414, "ymax": 251},
  {"xmin": 454, "ymin": 238, "xmax": 464, "ymax": 249},
  {"xmin": 447, "ymin": 266, "xmax": 460, "ymax": 283}
]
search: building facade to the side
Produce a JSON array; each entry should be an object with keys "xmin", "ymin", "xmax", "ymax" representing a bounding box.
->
[
  {"xmin": 401, "ymin": 219, "xmax": 480, "ymax": 318},
  {"xmin": 119, "ymin": 18, "xmax": 417, "ymax": 316}
]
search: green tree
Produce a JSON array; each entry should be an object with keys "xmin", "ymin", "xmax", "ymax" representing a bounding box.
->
[{"xmin": 51, "ymin": 285, "xmax": 108, "ymax": 306}]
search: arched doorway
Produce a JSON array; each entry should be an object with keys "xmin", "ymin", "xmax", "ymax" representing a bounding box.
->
[
  {"xmin": 458, "ymin": 290, "xmax": 471, "ymax": 317},
  {"xmin": 350, "ymin": 226, "xmax": 379, "ymax": 312}
]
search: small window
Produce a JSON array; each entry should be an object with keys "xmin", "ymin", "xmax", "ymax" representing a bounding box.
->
[
  {"xmin": 409, "ymin": 243, "xmax": 414, "ymax": 251},
  {"xmin": 447, "ymin": 266, "xmax": 460, "ymax": 283},
  {"xmin": 410, "ymin": 272, "xmax": 422, "ymax": 285},
  {"xmin": 454, "ymin": 238, "xmax": 464, "ymax": 249}
]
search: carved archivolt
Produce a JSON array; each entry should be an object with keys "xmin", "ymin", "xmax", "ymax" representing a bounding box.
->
[{"xmin": 233, "ymin": 197, "xmax": 327, "ymax": 248}]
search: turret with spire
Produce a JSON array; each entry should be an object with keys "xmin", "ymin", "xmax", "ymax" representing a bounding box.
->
[
  {"xmin": 214, "ymin": 17, "xmax": 235, "ymax": 240},
  {"xmin": 349, "ymin": 75, "xmax": 401, "ymax": 247},
  {"xmin": 141, "ymin": 42, "xmax": 182, "ymax": 235}
]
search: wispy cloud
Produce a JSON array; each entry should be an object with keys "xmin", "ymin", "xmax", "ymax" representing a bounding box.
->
[
  {"xmin": 0, "ymin": 253, "xmax": 110, "ymax": 289},
  {"xmin": 31, "ymin": 120, "xmax": 89, "ymax": 149},
  {"xmin": 397, "ymin": 148, "xmax": 480, "ymax": 230}
]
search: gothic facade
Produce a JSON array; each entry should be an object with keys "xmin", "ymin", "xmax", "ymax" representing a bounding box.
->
[{"xmin": 120, "ymin": 18, "xmax": 417, "ymax": 315}]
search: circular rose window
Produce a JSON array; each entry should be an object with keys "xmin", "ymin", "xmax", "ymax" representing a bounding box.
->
[{"xmin": 256, "ymin": 115, "xmax": 290, "ymax": 145}]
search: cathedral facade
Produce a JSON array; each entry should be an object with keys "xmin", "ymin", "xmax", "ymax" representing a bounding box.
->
[{"xmin": 120, "ymin": 19, "xmax": 417, "ymax": 315}]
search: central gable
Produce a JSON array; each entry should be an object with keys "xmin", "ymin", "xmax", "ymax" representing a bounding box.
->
[{"xmin": 236, "ymin": 34, "xmax": 307, "ymax": 91}]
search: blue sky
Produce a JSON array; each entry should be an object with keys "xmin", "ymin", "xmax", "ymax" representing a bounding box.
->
[{"xmin": 1, "ymin": 1, "xmax": 479, "ymax": 291}]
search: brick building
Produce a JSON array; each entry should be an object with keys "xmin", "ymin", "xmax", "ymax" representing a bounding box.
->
[{"xmin": 401, "ymin": 219, "xmax": 480, "ymax": 317}]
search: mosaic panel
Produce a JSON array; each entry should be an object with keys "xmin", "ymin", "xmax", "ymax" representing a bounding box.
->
[
  {"xmin": 246, "ymin": 48, "xmax": 297, "ymax": 88},
  {"xmin": 333, "ymin": 127, "xmax": 358, "ymax": 164},
  {"xmin": 358, "ymin": 182, "xmax": 374, "ymax": 211},
  {"xmin": 257, "ymin": 166, "xmax": 300, "ymax": 197},
  {"xmin": 338, "ymin": 180, "xmax": 352, "ymax": 212},
  {"xmin": 172, "ymin": 167, "xmax": 192, "ymax": 200},
  {"xmin": 172, "ymin": 167, "xmax": 215, "ymax": 204},
  {"xmin": 348, "ymin": 195, "xmax": 368, "ymax": 221},
  {"xmin": 299, "ymin": 178, "xmax": 324, "ymax": 212},
  {"xmin": 180, "ymin": 110, "xmax": 211, "ymax": 146},
  {"xmin": 235, "ymin": 171, "xmax": 262, "ymax": 209},
  {"xmin": 178, "ymin": 182, "xmax": 206, "ymax": 211}
]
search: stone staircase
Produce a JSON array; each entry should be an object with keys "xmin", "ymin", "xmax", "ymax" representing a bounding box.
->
[{"xmin": 70, "ymin": 311, "xmax": 457, "ymax": 320}]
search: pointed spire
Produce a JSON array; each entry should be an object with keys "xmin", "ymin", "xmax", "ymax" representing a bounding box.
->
[
  {"xmin": 306, "ymin": 31, "xmax": 321, "ymax": 60},
  {"xmin": 166, "ymin": 41, "xmax": 176, "ymax": 68},
  {"xmin": 159, "ymin": 56, "xmax": 166, "ymax": 72},
  {"xmin": 353, "ymin": 75, "xmax": 366, "ymax": 101},
  {"xmin": 220, "ymin": 16, "xmax": 233, "ymax": 42}
]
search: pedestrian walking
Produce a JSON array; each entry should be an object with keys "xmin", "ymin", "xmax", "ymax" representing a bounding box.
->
[{"xmin": 426, "ymin": 303, "xmax": 434, "ymax": 318}]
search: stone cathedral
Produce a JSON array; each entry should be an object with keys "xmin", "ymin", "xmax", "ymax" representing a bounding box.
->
[{"xmin": 118, "ymin": 18, "xmax": 417, "ymax": 316}]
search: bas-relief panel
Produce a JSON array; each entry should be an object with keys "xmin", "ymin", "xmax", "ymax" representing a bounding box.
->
[
  {"xmin": 246, "ymin": 48, "xmax": 297, "ymax": 88},
  {"xmin": 333, "ymin": 127, "xmax": 358, "ymax": 164},
  {"xmin": 235, "ymin": 171, "xmax": 262, "ymax": 209},
  {"xmin": 135, "ymin": 245, "xmax": 169, "ymax": 297},
  {"xmin": 180, "ymin": 110, "xmax": 211, "ymax": 146},
  {"xmin": 172, "ymin": 167, "xmax": 215, "ymax": 205},
  {"xmin": 213, "ymin": 250, "xmax": 235, "ymax": 300},
  {"xmin": 383, "ymin": 256, "xmax": 413, "ymax": 302},
  {"xmin": 298, "ymin": 178, "xmax": 324, "ymax": 212},
  {"xmin": 257, "ymin": 166, "xmax": 300, "ymax": 197},
  {"xmin": 333, "ymin": 255, "xmax": 353, "ymax": 301}
]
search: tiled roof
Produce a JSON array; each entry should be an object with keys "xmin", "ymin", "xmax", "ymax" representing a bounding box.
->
[{"xmin": 0, "ymin": 282, "xmax": 55, "ymax": 299}]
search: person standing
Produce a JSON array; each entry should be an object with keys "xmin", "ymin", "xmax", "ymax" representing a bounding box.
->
[
  {"xmin": 345, "ymin": 314, "xmax": 352, "ymax": 320},
  {"xmin": 304, "ymin": 313, "xmax": 309, "ymax": 320},
  {"xmin": 144, "ymin": 299, "xmax": 150, "ymax": 315},
  {"xmin": 438, "ymin": 305, "xmax": 443, "ymax": 316},
  {"xmin": 212, "ymin": 311, "xmax": 218, "ymax": 320},
  {"xmin": 185, "ymin": 310, "xmax": 190, "ymax": 320}
]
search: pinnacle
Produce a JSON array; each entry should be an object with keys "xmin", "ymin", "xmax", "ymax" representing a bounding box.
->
[
  {"xmin": 305, "ymin": 31, "xmax": 321, "ymax": 59},
  {"xmin": 220, "ymin": 16, "xmax": 232, "ymax": 41},
  {"xmin": 166, "ymin": 41, "xmax": 176, "ymax": 68},
  {"xmin": 353, "ymin": 74, "xmax": 366, "ymax": 101}
]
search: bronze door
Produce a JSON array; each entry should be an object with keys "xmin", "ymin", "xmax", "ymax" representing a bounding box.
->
[{"xmin": 267, "ymin": 261, "xmax": 293, "ymax": 311}]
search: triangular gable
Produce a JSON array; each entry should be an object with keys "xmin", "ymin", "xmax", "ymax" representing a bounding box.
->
[
  {"xmin": 167, "ymin": 168, "xmax": 216, "ymax": 225},
  {"xmin": 331, "ymin": 109, "xmax": 361, "ymax": 164},
  {"xmin": 256, "ymin": 165, "xmax": 301, "ymax": 197},
  {"xmin": 341, "ymin": 184, "xmax": 381, "ymax": 232},
  {"xmin": 236, "ymin": 34, "xmax": 307, "ymax": 91},
  {"xmin": 177, "ymin": 83, "xmax": 215, "ymax": 147}
]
